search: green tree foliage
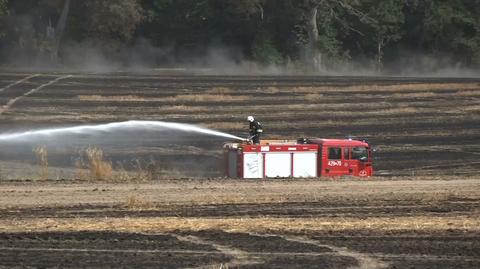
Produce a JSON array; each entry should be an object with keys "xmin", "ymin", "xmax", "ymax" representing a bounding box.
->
[
  {"xmin": 84, "ymin": 0, "xmax": 144, "ymax": 42},
  {"xmin": 252, "ymin": 31, "xmax": 283, "ymax": 65},
  {"xmin": 313, "ymin": 1, "xmax": 353, "ymax": 68},
  {"xmin": 0, "ymin": 0, "xmax": 479, "ymax": 70},
  {"xmin": 295, "ymin": 0, "xmax": 372, "ymax": 71},
  {"xmin": 362, "ymin": 0, "xmax": 404, "ymax": 70},
  {"xmin": 141, "ymin": 1, "xmax": 237, "ymax": 54},
  {"xmin": 422, "ymin": 0, "xmax": 480, "ymax": 66},
  {"xmin": 228, "ymin": 0, "xmax": 265, "ymax": 20},
  {"xmin": 0, "ymin": 0, "xmax": 7, "ymax": 39}
]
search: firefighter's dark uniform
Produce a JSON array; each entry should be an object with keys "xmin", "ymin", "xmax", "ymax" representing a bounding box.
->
[{"xmin": 249, "ymin": 120, "xmax": 263, "ymax": 144}]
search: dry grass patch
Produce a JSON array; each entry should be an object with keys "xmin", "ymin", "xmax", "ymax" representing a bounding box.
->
[
  {"xmin": 460, "ymin": 104, "xmax": 480, "ymax": 112},
  {"xmin": 131, "ymin": 158, "xmax": 160, "ymax": 181},
  {"xmin": 78, "ymin": 95, "xmax": 162, "ymax": 101},
  {"xmin": 3, "ymin": 216, "xmax": 478, "ymax": 234},
  {"xmin": 392, "ymin": 92, "xmax": 437, "ymax": 98},
  {"xmin": 170, "ymin": 94, "xmax": 249, "ymax": 102},
  {"xmin": 206, "ymin": 87, "xmax": 233, "ymax": 94},
  {"xmin": 419, "ymin": 192, "xmax": 457, "ymax": 204},
  {"xmin": 84, "ymin": 147, "xmax": 112, "ymax": 181},
  {"xmin": 264, "ymin": 86, "xmax": 280, "ymax": 94},
  {"xmin": 379, "ymin": 107, "xmax": 419, "ymax": 114},
  {"xmin": 290, "ymin": 83, "xmax": 479, "ymax": 93},
  {"xmin": 188, "ymin": 194, "xmax": 298, "ymax": 205},
  {"xmin": 33, "ymin": 145, "xmax": 48, "ymax": 180},
  {"xmin": 388, "ymin": 83, "xmax": 479, "ymax": 91},
  {"xmin": 285, "ymin": 104, "xmax": 320, "ymax": 110},
  {"xmin": 125, "ymin": 195, "xmax": 155, "ymax": 210},
  {"xmin": 158, "ymin": 105, "xmax": 210, "ymax": 113},
  {"xmin": 455, "ymin": 90, "xmax": 480, "ymax": 97},
  {"xmin": 304, "ymin": 93, "xmax": 324, "ymax": 100}
]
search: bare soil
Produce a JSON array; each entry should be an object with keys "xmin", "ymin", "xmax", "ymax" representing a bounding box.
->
[{"xmin": 0, "ymin": 178, "xmax": 479, "ymax": 268}]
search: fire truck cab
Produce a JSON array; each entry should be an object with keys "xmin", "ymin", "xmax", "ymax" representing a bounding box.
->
[
  {"xmin": 307, "ymin": 138, "xmax": 373, "ymax": 177},
  {"xmin": 223, "ymin": 138, "xmax": 373, "ymax": 178}
]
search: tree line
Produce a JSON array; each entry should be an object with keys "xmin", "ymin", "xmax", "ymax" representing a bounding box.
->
[{"xmin": 0, "ymin": 0, "xmax": 479, "ymax": 73}]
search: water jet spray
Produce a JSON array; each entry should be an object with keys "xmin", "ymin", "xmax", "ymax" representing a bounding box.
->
[{"xmin": 0, "ymin": 120, "xmax": 245, "ymax": 142}]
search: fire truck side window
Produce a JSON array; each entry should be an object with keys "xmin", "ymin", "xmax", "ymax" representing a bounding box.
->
[
  {"xmin": 352, "ymin": 147, "xmax": 368, "ymax": 160},
  {"xmin": 328, "ymin": 147, "xmax": 341, "ymax": 159},
  {"xmin": 343, "ymin": 148, "xmax": 350, "ymax": 160}
]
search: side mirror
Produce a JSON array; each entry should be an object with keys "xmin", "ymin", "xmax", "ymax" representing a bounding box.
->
[{"xmin": 359, "ymin": 156, "xmax": 368, "ymax": 162}]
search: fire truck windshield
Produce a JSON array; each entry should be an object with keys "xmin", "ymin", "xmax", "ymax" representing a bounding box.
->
[{"xmin": 352, "ymin": 147, "xmax": 368, "ymax": 161}]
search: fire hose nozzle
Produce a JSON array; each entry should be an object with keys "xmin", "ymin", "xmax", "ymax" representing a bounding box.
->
[{"xmin": 243, "ymin": 136, "xmax": 253, "ymax": 143}]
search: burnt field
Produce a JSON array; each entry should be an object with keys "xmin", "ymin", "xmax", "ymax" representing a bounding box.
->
[
  {"xmin": 0, "ymin": 72, "xmax": 479, "ymax": 268},
  {"xmin": 0, "ymin": 72, "xmax": 479, "ymax": 178}
]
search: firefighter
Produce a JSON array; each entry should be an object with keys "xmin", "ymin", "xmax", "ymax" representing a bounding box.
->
[{"xmin": 247, "ymin": 116, "xmax": 263, "ymax": 144}]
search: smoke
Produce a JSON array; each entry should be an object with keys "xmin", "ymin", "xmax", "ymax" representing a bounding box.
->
[
  {"xmin": 5, "ymin": 37, "xmax": 478, "ymax": 77},
  {"xmin": 3, "ymin": 41, "xmax": 479, "ymax": 77},
  {"xmin": 385, "ymin": 51, "xmax": 480, "ymax": 78},
  {"xmin": 59, "ymin": 40, "xmax": 124, "ymax": 73},
  {"xmin": 1, "ymin": 12, "xmax": 478, "ymax": 77},
  {"xmin": 56, "ymin": 41, "xmax": 293, "ymax": 75}
]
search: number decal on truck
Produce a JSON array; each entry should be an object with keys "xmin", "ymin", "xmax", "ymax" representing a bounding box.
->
[{"xmin": 328, "ymin": 160, "xmax": 342, "ymax": 166}]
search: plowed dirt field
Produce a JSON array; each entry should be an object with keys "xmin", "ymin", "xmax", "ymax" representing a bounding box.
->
[{"xmin": 0, "ymin": 179, "xmax": 479, "ymax": 268}]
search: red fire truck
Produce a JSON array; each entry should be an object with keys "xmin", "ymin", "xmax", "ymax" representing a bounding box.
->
[{"xmin": 224, "ymin": 138, "xmax": 373, "ymax": 178}]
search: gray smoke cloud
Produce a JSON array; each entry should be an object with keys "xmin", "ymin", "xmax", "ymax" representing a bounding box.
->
[{"xmin": 1, "ymin": 12, "xmax": 478, "ymax": 77}]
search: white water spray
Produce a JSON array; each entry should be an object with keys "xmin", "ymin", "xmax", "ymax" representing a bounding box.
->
[{"xmin": 0, "ymin": 120, "xmax": 244, "ymax": 142}]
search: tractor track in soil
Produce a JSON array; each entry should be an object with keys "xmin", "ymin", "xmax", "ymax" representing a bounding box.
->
[{"xmin": 1, "ymin": 230, "xmax": 477, "ymax": 268}]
